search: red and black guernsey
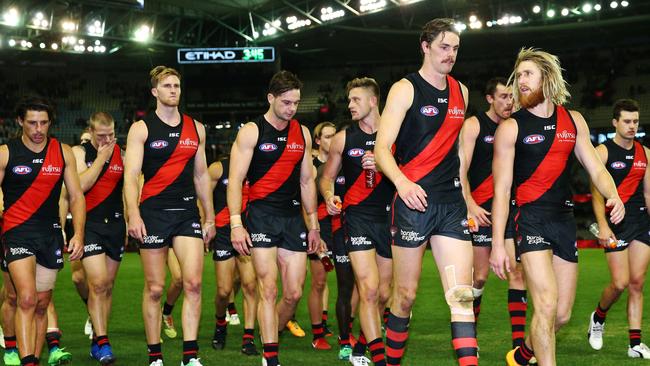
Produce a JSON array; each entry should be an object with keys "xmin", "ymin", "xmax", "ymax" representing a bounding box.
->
[
  {"xmin": 469, "ymin": 112, "xmax": 498, "ymax": 208},
  {"xmin": 513, "ymin": 105, "xmax": 577, "ymax": 210},
  {"xmin": 313, "ymin": 157, "xmax": 331, "ymax": 221},
  {"xmin": 247, "ymin": 116, "xmax": 305, "ymax": 215},
  {"xmin": 140, "ymin": 112, "xmax": 200, "ymax": 210},
  {"xmin": 332, "ymin": 171, "xmax": 346, "ymax": 233},
  {"xmin": 81, "ymin": 141, "xmax": 124, "ymax": 222},
  {"xmin": 395, "ymin": 73, "xmax": 466, "ymax": 202},
  {"xmin": 342, "ymin": 123, "xmax": 394, "ymax": 217},
  {"xmin": 2, "ymin": 137, "xmax": 65, "ymax": 238},
  {"xmin": 213, "ymin": 158, "xmax": 249, "ymax": 228},
  {"xmin": 602, "ymin": 139, "xmax": 647, "ymax": 214}
]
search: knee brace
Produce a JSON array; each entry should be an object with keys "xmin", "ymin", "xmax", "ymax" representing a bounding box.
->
[
  {"xmin": 35, "ymin": 264, "xmax": 58, "ymax": 292},
  {"xmin": 444, "ymin": 265, "xmax": 474, "ymax": 316}
]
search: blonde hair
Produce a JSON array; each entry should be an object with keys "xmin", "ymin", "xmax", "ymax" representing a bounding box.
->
[
  {"xmin": 150, "ymin": 65, "xmax": 181, "ymax": 88},
  {"xmin": 314, "ymin": 121, "xmax": 336, "ymax": 139},
  {"xmin": 89, "ymin": 111, "xmax": 114, "ymax": 129},
  {"xmin": 508, "ymin": 48, "xmax": 571, "ymax": 109}
]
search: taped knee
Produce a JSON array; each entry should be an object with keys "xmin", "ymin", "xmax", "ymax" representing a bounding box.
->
[{"xmin": 445, "ymin": 285, "xmax": 474, "ymax": 316}]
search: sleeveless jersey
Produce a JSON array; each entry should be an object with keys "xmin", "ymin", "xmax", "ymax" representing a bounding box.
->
[
  {"xmin": 513, "ymin": 105, "xmax": 577, "ymax": 210},
  {"xmin": 2, "ymin": 138, "xmax": 64, "ymax": 237},
  {"xmin": 247, "ymin": 116, "xmax": 305, "ymax": 214},
  {"xmin": 602, "ymin": 139, "xmax": 647, "ymax": 215},
  {"xmin": 213, "ymin": 158, "xmax": 249, "ymax": 228},
  {"xmin": 395, "ymin": 73, "xmax": 466, "ymax": 202},
  {"xmin": 469, "ymin": 112, "xmax": 498, "ymax": 207},
  {"xmin": 81, "ymin": 142, "xmax": 124, "ymax": 222},
  {"xmin": 341, "ymin": 123, "xmax": 394, "ymax": 217},
  {"xmin": 140, "ymin": 112, "xmax": 199, "ymax": 210}
]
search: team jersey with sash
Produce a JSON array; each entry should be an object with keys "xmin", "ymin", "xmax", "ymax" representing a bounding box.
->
[
  {"xmin": 314, "ymin": 157, "xmax": 331, "ymax": 221},
  {"xmin": 395, "ymin": 73, "xmax": 466, "ymax": 202},
  {"xmin": 513, "ymin": 105, "xmax": 577, "ymax": 210},
  {"xmin": 81, "ymin": 141, "xmax": 124, "ymax": 222},
  {"xmin": 469, "ymin": 112, "xmax": 498, "ymax": 208},
  {"xmin": 247, "ymin": 116, "xmax": 305, "ymax": 215},
  {"xmin": 603, "ymin": 139, "xmax": 648, "ymax": 215},
  {"xmin": 140, "ymin": 112, "xmax": 199, "ymax": 210},
  {"xmin": 341, "ymin": 123, "xmax": 394, "ymax": 217},
  {"xmin": 2, "ymin": 137, "xmax": 64, "ymax": 237},
  {"xmin": 213, "ymin": 158, "xmax": 249, "ymax": 228}
]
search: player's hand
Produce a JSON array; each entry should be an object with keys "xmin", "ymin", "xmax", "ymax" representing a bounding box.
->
[
  {"xmin": 96, "ymin": 138, "xmax": 116, "ymax": 162},
  {"xmin": 597, "ymin": 224, "xmax": 618, "ymax": 248},
  {"xmin": 467, "ymin": 201, "xmax": 491, "ymax": 229},
  {"xmin": 67, "ymin": 234, "xmax": 84, "ymax": 261},
  {"xmin": 128, "ymin": 214, "xmax": 147, "ymax": 243},
  {"xmin": 362, "ymin": 151, "xmax": 377, "ymax": 172},
  {"xmin": 606, "ymin": 197, "xmax": 625, "ymax": 225},
  {"xmin": 489, "ymin": 243, "xmax": 510, "ymax": 280},
  {"xmin": 325, "ymin": 195, "xmax": 342, "ymax": 216},
  {"xmin": 231, "ymin": 226, "xmax": 252, "ymax": 256},
  {"xmin": 396, "ymin": 178, "xmax": 427, "ymax": 212},
  {"xmin": 202, "ymin": 221, "xmax": 216, "ymax": 250},
  {"xmin": 307, "ymin": 229, "xmax": 321, "ymax": 254}
]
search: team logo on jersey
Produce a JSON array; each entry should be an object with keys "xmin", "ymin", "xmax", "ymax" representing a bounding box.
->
[
  {"xmin": 634, "ymin": 160, "xmax": 647, "ymax": 169},
  {"xmin": 259, "ymin": 143, "xmax": 278, "ymax": 152},
  {"xmin": 556, "ymin": 130, "xmax": 576, "ymax": 143},
  {"xmin": 150, "ymin": 140, "xmax": 169, "ymax": 149},
  {"xmin": 447, "ymin": 106, "xmax": 465, "ymax": 119},
  {"xmin": 348, "ymin": 148, "xmax": 365, "ymax": 158},
  {"xmin": 336, "ymin": 176, "xmax": 346, "ymax": 185},
  {"xmin": 610, "ymin": 161, "xmax": 627, "ymax": 169},
  {"xmin": 523, "ymin": 134, "xmax": 545, "ymax": 144},
  {"xmin": 222, "ymin": 178, "xmax": 229, "ymax": 186},
  {"xmin": 420, "ymin": 105, "xmax": 439, "ymax": 117},
  {"xmin": 12, "ymin": 165, "xmax": 32, "ymax": 175},
  {"xmin": 484, "ymin": 135, "xmax": 495, "ymax": 143}
]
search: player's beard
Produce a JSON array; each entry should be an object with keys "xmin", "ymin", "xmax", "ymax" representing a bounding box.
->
[{"xmin": 519, "ymin": 87, "xmax": 545, "ymax": 109}]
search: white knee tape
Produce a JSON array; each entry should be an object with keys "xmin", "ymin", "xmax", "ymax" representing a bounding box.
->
[
  {"xmin": 35, "ymin": 265, "xmax": 58, "ymax": 292},
  {"xmin": 444, "ymin": 265, "xmax": 474, "ymax": 316}
]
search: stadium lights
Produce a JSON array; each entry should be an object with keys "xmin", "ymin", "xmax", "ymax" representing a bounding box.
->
[
  {"xmin": 561, "ymin": 8, "xmax": 570, "ymax": 16},
  {"xmin": 582, "ymin": 3, "xmax": 593, "ymax": 12},
  {"xmin": 29, "ymin": 11, "xmax": 50, "ymax": 29},
  {"xmin": 61, "ymin": 20, "xmax": 77, "ymax": 32},
  {"xmin": 87, "ymin": 19, "xmax": 105, "ymax": 36},
  {"xmin": 51, "ymin": 42, "xmax": 58, "ymax": 50},
  {"xmin": 262, "ymin": 23, "xmax": 277, "ymax": 36},
  {"xmin": 320, "ymin": 7, "xmax": 345, "ymax": 21},
  {"xmin": 621, "ymin": 0, "xmax": 629, "ymax": 6},
  {"xmin": 453, "ymin": 22, "xmax": 467, "ymax": 32},
  {"xmin": 2, "ymin": 7, "xmax": 20, "ymax": 27},
  {"xmin": 610, "ymin": 1, "xmax": 618, "ymax": 8},
  {"xmin": 8, "ymin": 38, "xmax": 16, "ymax": 47},
  {"xmin": 39, "ymin": 42, "xmax": 45, "ymax": 49},
  {"xmin": 594, "ymin": 4, "xmax": 602, "ymax": 10},
  {"xmin": 546, "ymin": 9, "xmax": 556, "ymax": 17},
  {"xmin": 134, "ymin": 24, "xmax": 152, "ymax": 42},
  {"xmin": 286, "ymin": 16, "xmax": 311, "ymax": 30},
  {"xmin": 360, "ymin": 0, "xmax": 387, "ymax": 13},
  {"xmin": 532, "ymin": 5, "xmax": 541, "ymax": 13}
]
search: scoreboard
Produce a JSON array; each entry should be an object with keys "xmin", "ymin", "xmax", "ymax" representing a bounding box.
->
[{"xmin": 177, "ymin": 47, "xmax": 275, "ymax": 64}]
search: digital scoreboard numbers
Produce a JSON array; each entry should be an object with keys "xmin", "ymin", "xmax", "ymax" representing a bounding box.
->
[{"xmin": 177, "ymin": 47, "xmax": 275, "ymax": 64}]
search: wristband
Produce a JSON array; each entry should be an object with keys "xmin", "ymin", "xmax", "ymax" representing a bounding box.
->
[{"xmin": 230, "ymin": 223, "xmax": 243, "ymax": 230}]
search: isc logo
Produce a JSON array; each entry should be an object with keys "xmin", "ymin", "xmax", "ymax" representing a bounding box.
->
[
  {"xmin": 420, "ymin": 105, "xmax": 439, "ymax": 117},
  {"xmin": 523, "ymin": 134, "xmax": 545, "ymax": 144},
  {"xmin": 150, "ymin": 140, "xmax": 169, "ymax": 149},
  {"xmin": 259, "ymin": 143, "xmax": 277, "ymax": 152},
  {"xmin": 12, "ymin": 165, "xmax": 32, "ymax": 175},
  {"xmin": 348, "ymin": 148, "xmax": 365, "ymax": 158},
  {"xmin": 484, "ymin": 135, "xmax": 495, "ymax": 143},
  {"xmin": 611, "ymin": 161, "xmax": 626, "ymax": 169},
  {"xmin": 169, "ymin": 132, "xmax": 180, "ymax": 137}
]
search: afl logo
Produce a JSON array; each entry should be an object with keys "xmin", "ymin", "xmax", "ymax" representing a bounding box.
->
[
  {"xmin": 523, "ymin": 134, "xmax": 545, "ymax": 144},
  {"xmin": 150, "ymin": 140, "xmax": 168, "ymax": 149},
  {"xmin": 611, "ymin": 161, "xmax": 626, "ymax": 169},
  {"xmin": 259, "ymin": 143, "xmax": 277, "ymax": 152},
  {"xmin": 420, "ymin": 105, "xmax": 439, "ymax": 117},
  {"xmin": 336, "ymin": 176, "xmax": 346, "ymax": 185},
  {"xmin": 12, "ymin": 165, "xmax": 32, "ymax": 175},
  {"xmin": 348, "ymin": 148, "xmax": 365, "ymax": 158},
  {"xmin": 484, "ymin": 135, "xmax": 495, "ymax": 143}
]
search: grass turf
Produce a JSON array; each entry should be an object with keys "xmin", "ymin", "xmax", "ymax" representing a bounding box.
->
[{"xmin": 37, "ymin": 249, "xmax": 648, "ymax": 365}]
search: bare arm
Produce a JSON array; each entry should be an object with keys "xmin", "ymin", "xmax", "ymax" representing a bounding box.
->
[
  {"xmin": 572, "ymin": 110, "xmax": 624, "ymax": 224},
  {"xmin": 0, "ymin": 145, "xmax": 8, "ymax": 216},
  {"xmin": 62, "ymin": 144, "xmax": 86, "ymax": 261},
  {"xmin": 320, "ymin": 130, "xmax": 345, "ymax": 215},
  {"xmin": 490, "ymin": 118, "xmax": 518, "ymax": 280},
  {"xmin": 208, "ymin": 161, "xmax": 223, "ymax": 192},
  {"xmin": 589, "ymin": 145, "xmax": 615, "ymax": 245},
  {"xmin": 123, "ymin": 120, "xmax": 147, "ymax": 242},
  {"xmin": 73, "ymin": 140, "xmax": 116, "ymax": 192},
  {"xmin": 458, "ymin": 116, "xmax": 487, "ymax": 229},
  {"xmin": 193, "ymin": 122, "xmax": 216, "ymax": 244},
  {"xmin": 299, "ymin": 125, "xmax": 322, "ymax": 254}
]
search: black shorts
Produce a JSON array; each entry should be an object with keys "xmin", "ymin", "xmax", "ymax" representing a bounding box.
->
[
  {"xmin": 515, "ymin": 207, "xmax": 578, "ymax": 263},
  {"xmin": 606, "ymin": 212, "xmax": 650, "ymax": 253},
  {"xmin": 245, "ymin": 206, "xmax": 307, "ymax": 252},
  {"xmin": 212, "ymin": 225, "xmax": 238, "ymax": 261},
  {"xmin": 391, "ymin": 198, "xmax": 471, "ymax": 248},
  {"xmin": 82, "ymin": 220, "xmax": 126, "ymax": 262},
  {"xmin": 343, "ymin": 211, "xmax": 391, "ymax": 259},
  {"xmin": 139, "ymin": 208, "xmax": 202, "ymax": 249},
  {"xmin": 332, "ymin": 226, "xmax": 350, "ymax": 266},
  {"xmin": 471, "ymin": 206, "xmax": 516, "ymax": 247},
  {"xmin": 309, "ymin": 217, "xmax": 333, "ymax": 261},
  {"xmin": 2, "ymin": 231, "xmax": 65, "ymax": 270}
]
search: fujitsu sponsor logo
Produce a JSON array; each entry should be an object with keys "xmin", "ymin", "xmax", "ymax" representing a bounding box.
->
[
  {"xmin": 41, "ymin": 164, "xmax": 62, "ymax": 175},
  {"xmin": 109, "ymin": 164, "xmax": 124, "ymax": 173},
  {"xmin": 447, "ymin": 106, "xmax": 465, "ymax": 119},
  {"xmin": 556, "ymin": 129, "xmax": 576, "ymax": 142},
  {"xmin": 286, "ymin": 142, "xmax": 304, "ymax": 152},
  {"xmin": 634, "ymin": 160, "xmax": 647, "ymax": 169},
  {"xmin": 179, "ymin": 137, "xmax": 198, "ymax": 148}
]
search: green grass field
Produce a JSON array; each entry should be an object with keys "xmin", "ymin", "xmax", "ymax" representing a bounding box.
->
[{"xmin": 37, "ymin": 249, "xmax": 648, "ymax": 365}]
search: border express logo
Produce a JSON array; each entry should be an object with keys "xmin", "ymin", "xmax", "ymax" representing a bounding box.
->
[
  {"xmin": 420, "ymin": 105, "xmax": 439, "ymax": 117},
  {"xmin": 523, "ymin": 134, "xmax": 545, "ymax": 144}
]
